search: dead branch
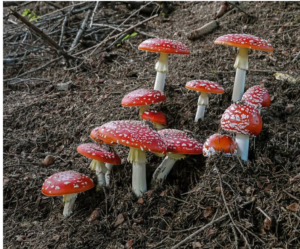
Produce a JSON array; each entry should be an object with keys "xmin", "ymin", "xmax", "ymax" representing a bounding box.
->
[
  {"xmin": 69, "ymin": 9, "xmax": 92, "ymax": 52},
  {"xmin": 187, "ymin": 20, "xmax": 219, "ymax": 40},
  {"xmin": 89, "ymin": 2, "xmax": 99, "ymax": 28},
  {"xmin": 10, "ymin": 9, "xmax": 74, "ymax": 61}
]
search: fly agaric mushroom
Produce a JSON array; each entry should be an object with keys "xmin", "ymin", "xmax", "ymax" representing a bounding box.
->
[
  {"xmin": 77, "ymin": 143, "xmax": 121, "ymax": 190},
  {"xmin": 221, "ymin": 102, "xmax": 262, "ymax": 161},
  {"xmin": 185, "ymin": 80, "xmax": 224, "ymax": 122},
  {"xmin": 138, "ymin": 38, "xmax": 190, "ymax": 92},
  {"xmin": 42, "ymin": 171, "xmax": 94, "ymax": 217},
  {"xmin": 242, "ymin": 85, "xmax": 271, "ymax": 112},
  {"xmin": 121, "ymin": 89, "xmax": 166, "ymax": 117},
  {"xmin": 203, "ymin": 134, "xmax": 237, "ymax": 157},
  {"xmin": 96, "ymin": 120, "xmax": 167, "ymax": 197},
  {"xmin": 214, "ymin": 34, "xmax": 274, "ymax": 101},
  {"xmin": 141, "ymin": 110, "xmax": 167, "ymax": 130},
  {"xmin": 152, "ymin": 129, "xmax": 203, "ymax": 185},
  {"xmin": 90, "ymin": 127, "xmax": 118, "ymax": 186}
]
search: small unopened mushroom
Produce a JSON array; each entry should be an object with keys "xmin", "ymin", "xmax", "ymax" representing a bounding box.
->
[
  {"xmin": 121, "ymin": 89, "xmax": 166, "ymax": 117},
  {"xmin": 41, "ymin": 171, "xmax": 94, "ymax": 217},
  {"xmin": 242, "ymin": 85, "xmax": 270, "ymax": 113},
  {"xmin": 77, "ymin": 143, "xmax": 121, "ymax": 190},
  {"xmin": 97, "ymin": 120, "xmax": 167, "ymax": 197},
  {"xmin": 185, "ymin": 80, "xmax": 224, "ymax": 122},
  {"xmin": 203, "ymin": 134, "xmax": 237, "ymax": 157},
  {"xmin": 214, "ymin": 34, "xmax": 274, "ymax": 101},
  {"xmin": 221, "ymin": 102, "xmax": 262, "ymax": 161},
  {"xmin": 141, "ymin": 110, "xmax": 167, "ymax": 130},
  {"xmin": 138, "ymin": 38, "xmax": 190, "ymax": 92},
  {"xmin": 152, "ymin": 129, "xmax": 203, "ymax": 186}
]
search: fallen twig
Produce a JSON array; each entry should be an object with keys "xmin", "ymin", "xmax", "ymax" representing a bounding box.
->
[
  {"xmin": 187, "ymin": 20, "xmax": 219, "ymax": 40},
  {"xmin": 89, "ymin": 1, "xmax": 99, "ymax": 28},
  {"xmin": 10, "ymin": 9, "xmax": 74, "ymax": 61},
  {"xmin": 69, "ymin": 9, "xmax": 92, "ymax": 52}
]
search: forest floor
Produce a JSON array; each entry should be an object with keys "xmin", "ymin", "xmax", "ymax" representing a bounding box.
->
[{"xmin": 3, "ymin": 1, "xmax": 300, "ymax": 248}]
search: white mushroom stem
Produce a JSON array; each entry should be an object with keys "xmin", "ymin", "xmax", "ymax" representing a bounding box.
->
[
  {"xmin": 105, "ymin": 163, "xmax": 114, "ymax": 186},
  {"xmin": 62, "ymin": 193, "xmax": 78, "ymax": 217},
  {"xmin": 152, "ymin": 122, "xmax": 166, "ymax": 130},
  {"xmin": 232, "ymin": 48, "xmax": 249, "ymax": 102},
  {"xmin": 127, "ymin": 147, "xmax": 147, "ymax": 197},
  {"xmin": 195, "ymin": 92, "xmax": 209, "ymax": 122},
  {"xmin": 152, "ymin": 153, "xmax": 186, "ymax": 186},
  {"xmin": 139, "ymin": 105, "xmax": 150, "ymax": 117},
  {"xmin": 90, "ymin": 159, "xmax": 107, "ymax": 190},
  {"xmin": 235, "ymin": 133, "xmax": 250, "ymax": 161},
  {"xmin": 154, "ymin": 53, "xmax": 169, "ymax": 92}
]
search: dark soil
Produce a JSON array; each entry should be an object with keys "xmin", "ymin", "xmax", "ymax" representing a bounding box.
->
[{"xmin": 3, "ymin": 2, "xmax": 300, "ymax": 249}]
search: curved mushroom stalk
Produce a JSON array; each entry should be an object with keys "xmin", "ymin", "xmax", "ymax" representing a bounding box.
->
[
  {"xmin": 235, "ymin": 133, "xmax": 250, "ymax": 161},
  {"xmin": 152, "ymin": 153, "xmax": 185, "ymax": 186},
  {"xmin": 128, "ymin": 147, "xmax": 147, "ymax": 197},
  {"xmin": 153, "ymin": 122, "xmax": 166, "ymax": 130},
  {"xmin": 195, "ymin": 92, "xmax": 209, "ymax": 122},
  {"xmin": 105, "ymin": 163, "xmax": 114, "ymax": 186},
  {"xmin": 154, "ymin": 53, "xmax": 168, "ymax": 92},
  {"xmin": 90, "ymin": 159, "xmax": 107, "ymax": 190},
  {"xmin": 63, "ymin": 193, "xmax": 78, "ymax": 217},
  {"xmin": 139, "ymin": 105, "xmax": 150, "ymax": 117}
]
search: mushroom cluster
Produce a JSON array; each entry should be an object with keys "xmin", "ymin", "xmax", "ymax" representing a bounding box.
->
[{"xmin": 41, "ymin": 34, "xmax": 273, "ymax": 218}]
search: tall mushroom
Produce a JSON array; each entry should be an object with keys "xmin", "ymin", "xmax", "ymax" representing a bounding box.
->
[
  {"xmin": 141, "ymin": 110, "xmax": 167, "ymax": 130},
  {"xmin": 242, "ymin": 85, "xmax": 270, "ymax": 113},
  {"xmin": 121, "ymin": 89, "xmax": 166, "ymax": 117},
  {"xmin": 152, "ymin": 129, "xmax": 203, "ymax": 186},
  {"xmin": 203, "ymin": 134, "xmax": 237, "ymax": 157},
  {"xmin": 185, "ymin": 80, "xmax": 224, "ymax": 122},
  {"xmin": 41, "ymin": 171, "xmax": 94, "ymax": 217},
  {"xmin": 138, "ymin": 38, "xmax": 190, "ymax": 92},
  {"xmin": 214, "ymin": 34, "xmax": 274, "ymax": 101},
  {"xmin": 96, "ymin": 120, "xmax": 167, "ymax": 197},
  {"xmin": 77, "ymin": 143, "xmax": 121, "ymax": 190},
  {"xmin": 221, "ymin": 102, "xmax": 262, "ymax": 161}
]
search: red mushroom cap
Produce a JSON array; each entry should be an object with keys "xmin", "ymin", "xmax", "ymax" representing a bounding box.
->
[
  {"xmin": 121, "ymin": 89, "xmax": 166, "ymax": 107},
  {"xmin": 214, "ymin": 34, "xmax": 274, "ymax": 52},
  {"xmin": 77, "ymin": 143, "xmax": 121, "ymax": 165},
  {"xmin": 96, "ymin": 121, "xmax": 167, "ymax": 154},
  {"xmin": 141, "ymin": 110, "xmax": 167, "ymax": 126},
  {"xmin": 221, "ymin": 103, "xmax": 262, "ymax": 136},
  {"xmin": 242, "ymin": 85, "xmax": 271, "ymax": 108},
  {"xmin": 90, "ymin": 127, "xmax": 117, "ymax": 145},
  {"xmin": 203, "ymin": 134, "xmax": 237, "ymax": 157},
  {"xmin": 138, "ymin": 38, "xmax": 190, "ymax": 54},
  {"xmin": 42, "ymin": 171, "xmax": 94, "ymax": 196},
  {"xmin": 185, "ymin": 80, "xmax": 224, "ymax": 94},
  {"xmin": 158, "ymin": 129, "xmax": 203, "ymax": 155}
]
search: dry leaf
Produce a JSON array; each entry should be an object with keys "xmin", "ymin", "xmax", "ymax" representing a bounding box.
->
[
  {"xmin": 114, "ymin": 213, "xmax": 125, "ymax": 227},
  {"xmin": 125, "ymin": 239, "xmax": 134, "ymax": 249},
  {"xmin": 137, "ymin": 198, "xmax": 144, "ymax": 204},
  {"xmin": 274, "ymin": 72, "xmax": 297, "ymax": 84},
  {"xmin": 160, "ymin": 191, "xmax": 166, "ymax": 197},
  {"xmin": 16, "ymin": 235, "xmax": 26, "ymax": 242},
  {"xmin": 3, "ymin": 178, "xmax": 9, "ymax": 187},
  {"xmin": 88, "ymin": 209, "xmax": 101, "ymax": 222},
  {"xmin": 192, "ymin": 242, "xmax": 202, "ymax": 248},
  {"xmin": 286, "ymin": 203, "xmax": 299, "ymax": 212},
  {"xmin": 204, "ymin": 207, "xmax": 213, "ymax": 218},
  {"xmin": 42, "ymin": 155, "xmax": 55, "ymax": 166},
  {"xmin": 206, "ymin": 228, "xmax": 216, "ymax": 238},
  {"xmin": 290, "ymin": 174, "xmax": 300, "ymax": 183}
]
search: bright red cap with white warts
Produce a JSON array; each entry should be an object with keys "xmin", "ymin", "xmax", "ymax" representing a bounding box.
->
[
  {"xmin": 203, "ymin": 134, "xmax": 237, "ymax": 157},
  {"xmin": 141, "ymin": 110, "xmax": 167, "ymax": 126},
  {"xmin": 138, "ymin": 38, "xmax": 190, "ymax": 54},
  {"xmin": 158, "ymin": 129, "xmax": 203, "ymax": 154},
  {"xmin": 121, "ymin": 89, "xmax": 166, "ymax": 107},
  {"xmin": 221, "ymin": 103, "xmax": 262, "ymax": 136},
  {"xmin": 42, "ymin": 171, "xmax": 94, "ymax": 196},
  {"xmin": 214, "ymin": 34, "xmax": 274, "ymax": 52},
  {"xmin": 90, "ymin": 127, "xmax": 116, "ymax": 145},
  {"xmin": 77, "ymin": 143, "xmax": 121, "ymax": 165},
  {"xmin": 185, "ymin": 80, "xmax": 224, "ymax": 94},
  {"xmin": 242, "ymin": 85, "xmax": 270, "ymax": 107},
  {"xmin": 97, "ymin": 121, "xmax": 167, "ymax": 154}
]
